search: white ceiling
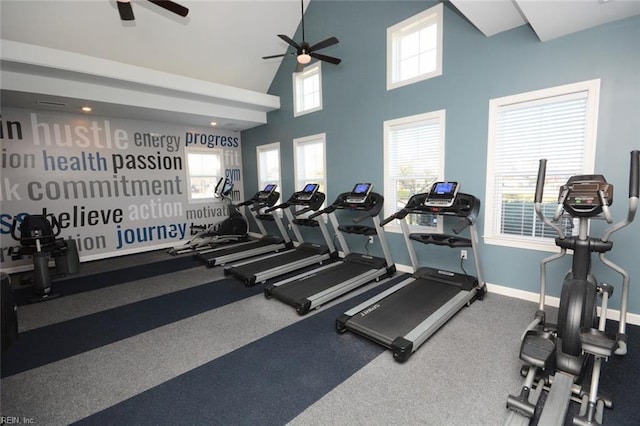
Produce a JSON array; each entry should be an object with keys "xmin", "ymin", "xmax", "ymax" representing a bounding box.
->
[{"xmin": 1, "ymin": 0, "xmax": 639, "ymax": 130}]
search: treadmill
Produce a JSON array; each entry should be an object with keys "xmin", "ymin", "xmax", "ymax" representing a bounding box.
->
[
  {"xmin": 336, "ymin": 182, "xmax": 487, "ymax": 362},
  {"xmin": 196, "ymin": 184, "xmax": 293, "ymax": 267},
  {"xmin": 224, "ymin": 184, "xmax": 338, "ymax": 286},
  {"xmin": 264, "ymin": 183, "xmax": 396, "ymax": 315}
]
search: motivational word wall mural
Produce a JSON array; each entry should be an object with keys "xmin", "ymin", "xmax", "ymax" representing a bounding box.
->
[{"xmin": 0, "ymin": 108, "xmax": 243, "ymax": 270}]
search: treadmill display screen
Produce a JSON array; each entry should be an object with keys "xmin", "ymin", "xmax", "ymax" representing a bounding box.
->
[
  {"xmin": 263, "ymin": 184, "xmax": 277, "ymax": 194},
  {"xmin": 303, "ymin": 183, "xmax": 319, "ymax": 194},
  {"xmin": 432, "ymin": 182, "xmax": 456, "ymax": 197},
  {"xmin": 297, "ymin": 183, "xmax": 320, "ymax": 200},
  {"xmin": 353, "ymin": 183, "xmax": 371, "ymax": 195},
  {"xmin": 425, "ymin": 182, "xmax": 459, "ymax": 207},
  {"xmin": 346, "ymin": 183, "xmax": 373, "ymax": 204}
]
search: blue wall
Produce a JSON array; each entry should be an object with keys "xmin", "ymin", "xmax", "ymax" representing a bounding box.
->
[{"xmin": 241, "ymin": 1, "xmax": 640, "ymax": 315}]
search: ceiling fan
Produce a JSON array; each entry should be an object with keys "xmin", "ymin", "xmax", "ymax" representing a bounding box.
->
[
  {"xmin": 262, "ymin": 0, "xmax": 341, "ymax": 72},
  {"xmin": 116, "ymin": 0, "xmax": 189, "ymax": 21}
]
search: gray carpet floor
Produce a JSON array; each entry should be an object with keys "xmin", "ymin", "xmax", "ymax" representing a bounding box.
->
[{"xmin": 0, "ymin": 250, "xmax": 630, "ymax": 425}]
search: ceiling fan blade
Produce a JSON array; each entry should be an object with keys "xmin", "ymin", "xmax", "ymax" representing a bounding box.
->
[
  {"xmin": 278, "ymin": 34, "xmax": 301, "ymax": 50},
  {"xmin": 147, "ymin": 0, "xmax": 189, "ymax": 17},
  {"xmin": 310, "ymin": 52, "xmax": 342, "ymax": 65},
  {"xmin": 309, "ymin": 36, "xmax": 339, "ymax": 52},
  {"xmin": 117, "ymin": 0, "xmax": 135, "ymax": 21},
  {"xmin": 262, "ymin": 53, "xmax": 289, "ymax": 60},
  {"xmin": 295, "ymin": 62, "xmax": 306, "ymax": 73}
]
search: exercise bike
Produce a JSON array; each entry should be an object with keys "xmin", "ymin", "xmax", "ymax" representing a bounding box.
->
[
  {"xmin": 8, "ymin": 213, "xmax": 79, "ymax": 302},
  {"xmin": 505, "ymin": 150, "xmax": 639, "ymax": 425},
  {"xmin": 168, "ymin": 177, "xmax": 248, "ymax": 255}
]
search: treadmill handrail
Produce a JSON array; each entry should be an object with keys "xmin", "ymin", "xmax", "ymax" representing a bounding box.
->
[{"xmin": 381, "ymin": 209, "xmax": 410, "ymax": 227}]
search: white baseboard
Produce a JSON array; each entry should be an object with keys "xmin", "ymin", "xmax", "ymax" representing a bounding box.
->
[{"xmin": 486, "ymin": 282, "xmax": 640, "ymax": 326}]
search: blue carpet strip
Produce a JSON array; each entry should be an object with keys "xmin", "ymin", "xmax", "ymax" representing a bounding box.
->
[
  {"xmin": 1, "ymin": 278, "xmax": 264, "ymax": 378},
  {"xmin": 74, "ymin": 275, "xmax": 410, "ymax": 426},
  {"xmin": 12, "ymin": 254, "xmax": 202, "ymax": 306}
]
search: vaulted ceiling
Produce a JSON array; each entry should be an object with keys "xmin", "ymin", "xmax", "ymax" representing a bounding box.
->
[{"xmin": 2, "ymin": 0, "xmax": 639, "ymax": 130}]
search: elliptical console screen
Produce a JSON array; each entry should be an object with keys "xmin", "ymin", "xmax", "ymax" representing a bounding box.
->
[
  {"xmin": 297, "ymin": 183, "xmax": 320, "ymax": 201},
  {"xmin": 221, "ymin": 179, "xmax": 233, "ymax": 195},
  {"xmin": 259, "ymin": 184, "xmax": 277, "ymax": 199},
  {"xmin": 425, "ymin": 182, "xmax": 459, "ymax": 207},
  {"xmin": 346, "ymin": 183, "xmax": 372, "ymax": 204}
]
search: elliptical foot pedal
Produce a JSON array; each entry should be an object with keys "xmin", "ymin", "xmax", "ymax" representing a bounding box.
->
[
  {"xmin": 580, "ymin": 328, "xmax": 617, "ymax": 358},
  {"xmin": 520, "ymin": 329, "xmax": 555, "ymax": 368}
]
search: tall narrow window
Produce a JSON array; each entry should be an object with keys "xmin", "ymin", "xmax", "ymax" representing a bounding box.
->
[
  {"xmin": 186, "ymin": 149, "xmax": 223, "ymax": 202},
  {"xmin": 256, "ymin": 142, "xmax": 282, "ymax": 201},
  {"xmin": 293, "ymin": 62, "xmax": 322, "ymax": 117},
  {"xmin": 387, "ymin": 3, "xmax": 443, "ymax": 90},
  {"xmin": 293, "ymin": 133, "xmax": 326, "ymax": 197},
  {"xmin": 484, "ymin": 79, "xmax": 600, "ymax": 251},
  {"xmin": 383, "ymin": 110, "xmax": 445, "ymax": 231}
]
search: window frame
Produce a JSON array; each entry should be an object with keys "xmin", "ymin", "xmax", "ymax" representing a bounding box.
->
[
  {"xmin": 387, "ymin": 3, "xmax": 443, "ymax": 91},
  {"xmin": 256, "ymin": 142, "xmax": 282, "ymax": 203},
  {"xmin": 483, "ymin": 79, "xmax": 600, "ymax": 252},
  {"xmin": 383, "ymin": 110, "xmax": 446, "ymax": 234},
  {"xmin": 185, "ymin": 147, "xmax": 224, "ymax": 203},
  {"xmin": 293, "ymin": 62, "xmax": 323, "ymax": 117},
  {"xmin": 293, "ymin": 133, "xmax": 327, "ymax": 203}
]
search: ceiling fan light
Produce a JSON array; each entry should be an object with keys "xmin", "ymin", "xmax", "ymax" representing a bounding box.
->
[{"xmin": 297, "ymin": 53, "xmax": 312, "ymax": 64}]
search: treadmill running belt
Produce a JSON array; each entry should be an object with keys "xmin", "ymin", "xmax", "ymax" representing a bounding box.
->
[
  {"xmin": 229, "ymin": 247, "xmax": 321, "ymax": 276},
  {"xmin": 273, "ymin": 261, "xmax": 375, "ymax": 303},
  {"xmin": 203, "ymin": 239, "xmax": 274, "ymax": 257},
  {"xmin": 347, "ymin": 279, "xmax": 462, "ymax": 346}
]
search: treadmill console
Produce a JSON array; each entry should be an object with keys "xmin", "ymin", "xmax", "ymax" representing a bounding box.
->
[
  {"xmin": 296, "ymin": 183, "xmax": 320, "ymax": 201},
  {"xmin": 346, "ymin": 183, "xmax": 373, "ymax": 204},
  {"xmin": 424, "ymin": 182, "xmax": 459, "ymax": 207},
  {"xmin": 259, "ymin": 184, "xmax": 277, "ymax": 200}
]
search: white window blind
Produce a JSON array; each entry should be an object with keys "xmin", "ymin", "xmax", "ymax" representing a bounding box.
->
[
  {"xmin": 384, "ymin": 111, "xmax": 445, "ymax": 229},
  {"xmin": 485, "ymin": 79, "xmax": 600, "ymax": 250}
]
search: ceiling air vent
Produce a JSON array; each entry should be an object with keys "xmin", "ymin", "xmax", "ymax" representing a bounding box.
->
[{"xmin": 36, "ymin": 100, "xmax": 67, "ymax": 108}]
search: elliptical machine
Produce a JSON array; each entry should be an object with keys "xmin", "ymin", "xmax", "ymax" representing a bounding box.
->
[
  {"xmin": 505, "ymin": 150, "xmax": 639, "ymax": 425},
  {"xmin": 168, "ymin": 177, "xmax": 248, "ymax": 255}
]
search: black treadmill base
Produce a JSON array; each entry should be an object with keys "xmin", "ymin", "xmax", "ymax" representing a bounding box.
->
[{"xmin": 391, "ymin": 337, "xmax": 413, "ymax": 363}]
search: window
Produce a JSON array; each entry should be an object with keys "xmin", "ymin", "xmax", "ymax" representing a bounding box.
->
[
  {"xmin": 256, "ymin": 142, "xmax": 282, "ymax": 202},
  {"xmin": 383, "ymin": 110, "xmax": 446, "ymax": 232},
  {"xmin": 293, "ymin": 133, "xmax": 326, "ymax": 198},
  {"xmin": 387, "ymin": 3, "xmax": 443, "ymax": 90},
  {"xmin": 186, "ymin": 148, "xmax": 223, "ymax": 202},
  {"xmin": 293, "ymin": 62, "xmax": 322, "ymax": 117},
  {"xmin": 484, "ymin": 79, "xmax": 600, "ymax": 251}
]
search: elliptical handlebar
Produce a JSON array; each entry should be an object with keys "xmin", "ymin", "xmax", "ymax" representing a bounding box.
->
[
  {"xmin": 630, "ymin": 150, "xmax": 639, "ymax": 198},
  {"xmin": 601, "ymin": 150, "xmax": 640, "ymax": 242},
  {"xmin": 534, "ymin": 159, "xmax": 547, "ymax": 204},
  {"xmin": 534, "ymin": 159, "xmax": 566, "ymax": 239}
]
